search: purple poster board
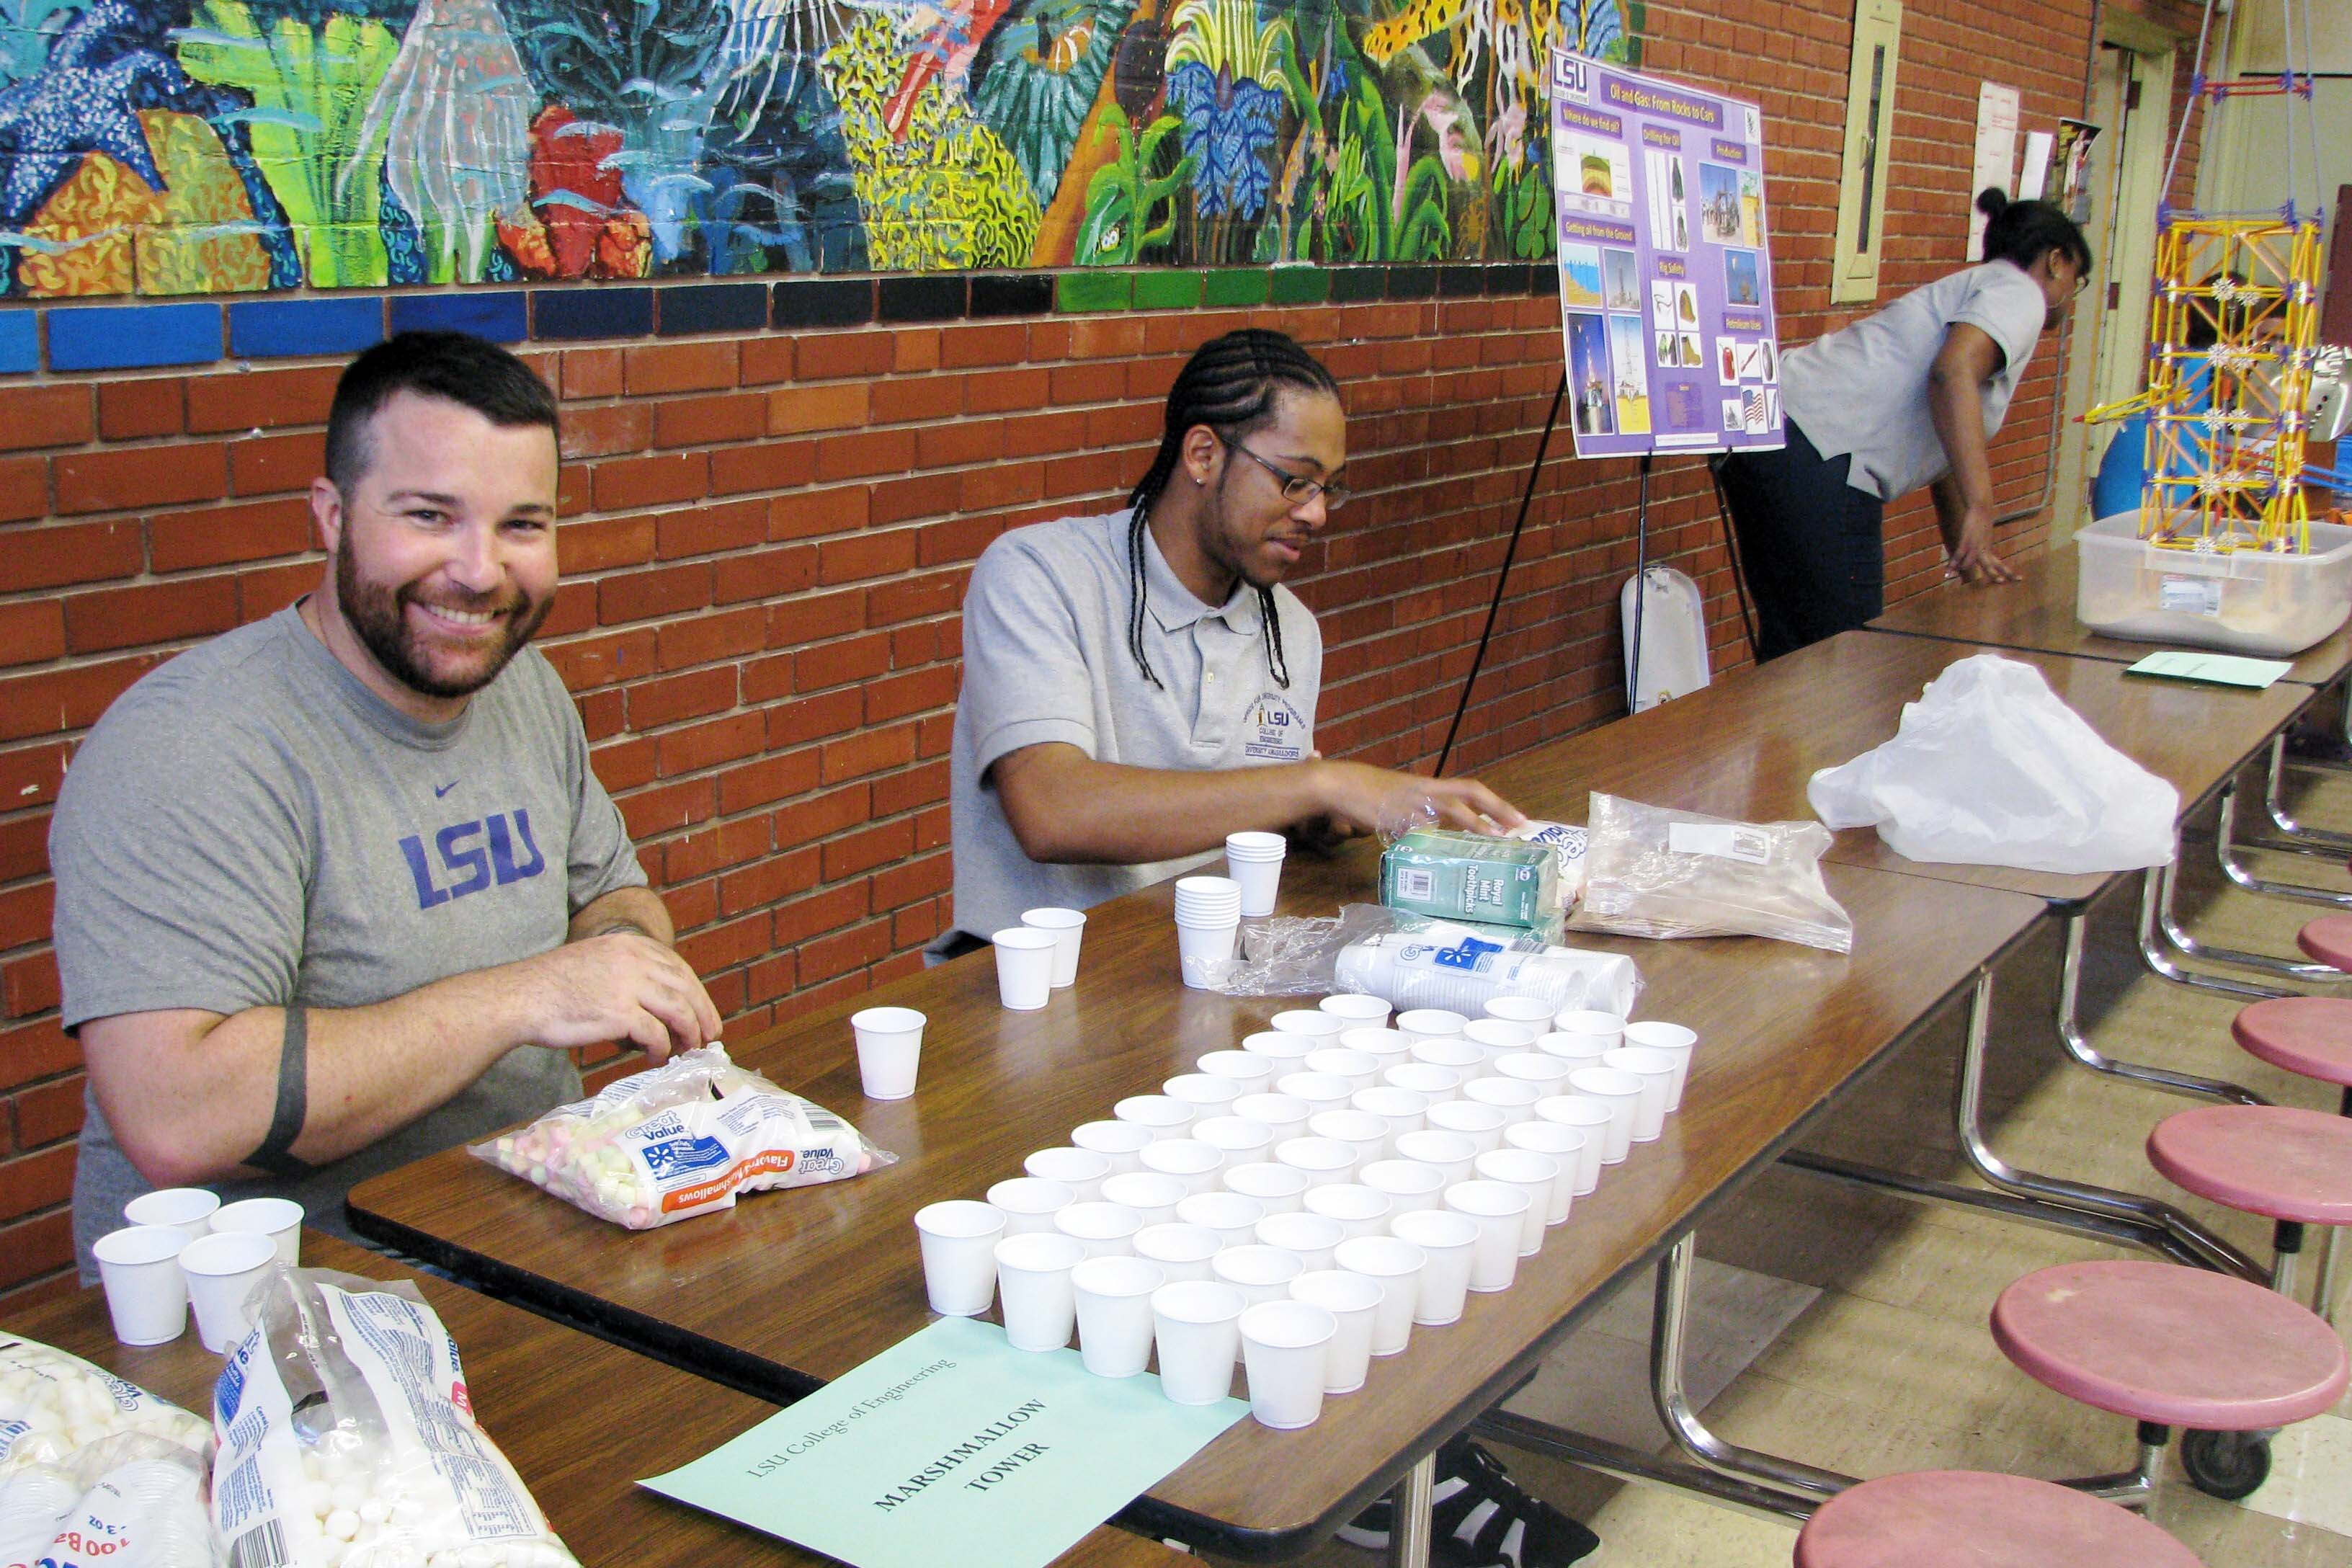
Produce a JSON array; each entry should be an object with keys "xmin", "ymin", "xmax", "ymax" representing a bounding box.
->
[{"xmin": 1549, "ymin": 50, "xmax": 1785, "ymax": 458}]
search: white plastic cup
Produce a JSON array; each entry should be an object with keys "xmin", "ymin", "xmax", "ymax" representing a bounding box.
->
[
  {"xmin": 1461, "ymin": 1076, "xmax": 1543, "ymax": 1126},
  {"xmin": 1396, "ymin": 1009, "xmax": 1469, "ymax": 1043},
  {"xmin": 850, "ymin": 1006, "xmax": 927, "ymax": 1099},
  {"xmin": 1443, "ymin": 1180, "xmax": 1530, "ymax": 1292},
  {"xmin": 1239, "ymin": 1299, "xmax": 1337, "ymax": 1428},
  {"xmin": 1427, "ymin": 1099, "xmax": 1507, "ymax": 1154},
  {"xmin": 988, "ymin": 1177, "xmax": 1076, "ymax": 1237},
  {"xmin": 1020, "ymin": 906, "xmax": 1087, "ymax": 989},
  {"xmin": 210, "ymin": 1198, "xmax": 301, "ymax": 1268},
  {"xmin": 1176, "ymin": 1189, "xmax": 1266, "ymax": 1248},
  {"xmin": 92, "ymin": 1225, "xmax": 190, "ymax": 1347},
  {"xmin": 1175, "ymin": 916, "xmax": 1240, "ymax": 989},
  {"xmin": 1389, "ymin": 1209, "xmax": 1479, "ymax": 1325},
  {"xmin": 1224, "ymin": 832, "xmax": 1287, "ymax": 917},
  {"xmin": 1567, "ymin": 1067, "xmax": 1644, "ymax": 1163},
  {"xmin": 1196, "ymin": 1051, "xmax": 1275, "ymax": 1091},
  {"xmin": 1494, "ymin": 1051, "xmax": 1575, "ymax": 1096},
  {"xmin": 122, "ymin": 1188, "xmax": 218, "ymax": 1242},
  {"xmin": 1533, "ymin": 1097, "xmax": 1614, "ymax": 1194},
  {"xmin": 1462, "ymin": 1018, "xmax": 1538, "ymax": 1063},
  {"xmin": 1191, "ymin": 1115, "xmax": 1275, "ymax": 1168},
  {"xmin": 992, "ymin": 927, "xmax": 1057, "ymax": 1010},
  {"xmin": 1213, "ymin": 1243, "xmax": 1305, "ymax": 1308},
  {"xmin": 1153, "ymin": 1280, "xmax": 1248, "ymax": 1404},
  {"xmin": 1255, "ymin": 1210, "xmax": 1344, "ymax": 1272},
  {"xmin": 1392, "ymin": 1129, "xmax": 1478, "ymax": 1189},
  {"xmin": 1320, "ymin": 994, "xmax": 1394, "ymax": 1028},
  {"xmin": 1335, "ymin": 1235, "xmax": 1425, "ymax": 1355},
  {"xmin": 1270, "ymin": 1009, "xmax": 1348, "ymax": 1039},
  {"xmin": 1025, "ymin": 1146, "xmax": 1110, "ymax": 1203},
  {"xmin": 1113, "ymin": 1095, "xmax": 1196, "ymax": 1140},
  {"xmin": 1072, "ymin": 1119, "xmax": 1153, "ymax": 1175},
  {"xmin": 1290, "ymin": 1269, "xmax": 1382, "ymax": 1394},
  {"xmin": 1073, "ymin": 1255, "xmax": 1164, "ymax": 1377},
  {"xmin": 1133, "ymin": 1222, "xmax": 1222, "ymax": 1284},
  {"xmin": 1308, "ymin": 1110, "xmax": 1387, "ymax": 1176},
  {"xmin": 1162, "ymin": 1074, "xmax": 1242, "ymax": 1115},
  {"xmin": 1053, "ymin": 1200, "xmax": 1144, "ymax": 1260},
  {"xmin": 1304, "ymin": 1182, "xmax": 1393, "ymax": 1242},
  {"xmin": 1360, "ymin": 1159, "xmax": 1447, "ymax": 1215},
  {"xmin": 1219, "ymin": 1162, "xmax": 1307, "ymax": 1217},
  {"xmin": 1274, "ymin": 1136, "xmax": 1357, "ymax": 1187},
  {"xmin": 1275, "ymin": 1072, "xmax": 1353, "ymax": 1117},
  {"xmin": 1474, "ymin": 1149, "xmax": 1559, "ymax": 1255},
  {"xmin": 994, "ymin": 1231, "xmax": 1087, "ymax": 1351},
  {"xmin": 1482, "ymin": 995, "xmax": 1559, "ymax": 1030},
  {"xmin": 1384, "ymin": 1062, "xmax": 1463, "ymax": 1105},
  {"xmin": 1241, "ymin": 1030, "xmax": 1317, "ymax": 1065},
  {"xmin": 1138, "ymin": 1139, "xmax": 1224, "ymax": 1196},
  {"xmin": 1100, "ymin": 1171, "xmax": 1188, "ymax": 1230},
  {"xmin": 1340, "ymin": 1028, "xmax": 1417, "ymax": 1073},
  {"xmin": 1603, "ymin": 1046, "xmax": 1678, "ymax": 1141},
  {"xmin": 1175, "ymin": 873, "xmax": 1244, "ymax": 906},
  {"xmin": 1624, "ymin": 1021, "xmax": 1699, "ymax": 1109},
  {"xmin": 1554, "ymin": 1009, "xmax": 1626, "ymax": 1051},
  {"xmin": 1505, "ymin": 1123, "xmax": 1586, "ymax": 1224},
  {"xmin": 914, "ymin": 1200, "xmax": 1006, "ymax": 1316},
  {"xmin": 1534, "ymin": 1031, "xmax": 1613, "ymax": 1069},
  {"xmin": 1302, "ymin": 1048, "xmax": 1380, "ymax": 1094},
  {"xmin": 1409, "ymin": 1038, "xmax": 1484, "ymax": 1076},
  {"xmin": 1350, "ymin": 1086, "xmax": 1429, "ymax": 1157},
  {"xmin": 1231, "ymin": 1092, "xmax": 1311, "ymax": 1144},
  {"xmin": 180, "ymin": 1229, "xmax": 277, "ymax": 1354}
]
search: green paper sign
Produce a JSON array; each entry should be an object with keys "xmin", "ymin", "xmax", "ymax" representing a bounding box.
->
[
  {"xmin": 2124, "ymin": 651, "xmax": 2294, "ymax": 689},
  {"xmin": 641, "ymin": 1317, "xmax": 1248, "ymax": 1568}
]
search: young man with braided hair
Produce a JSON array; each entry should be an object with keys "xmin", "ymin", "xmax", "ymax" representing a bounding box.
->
[{"xmin": 942, "ymin": 329, "xmax": 1595, "ymax": 1567}]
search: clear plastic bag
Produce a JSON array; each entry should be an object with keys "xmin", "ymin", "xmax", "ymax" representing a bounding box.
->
[
  {"xmin": 0, "ymin": 1337, "xmax": 210, "ymax": 1475},
  {"xmin": 1216, "ymin": 904, "xmax": 1640, "ymax": 1015},
  {"xmin": 1567, "ymin": 793, "xmax": 1855, "ymax": 954},
  {"xmin": 1, "ymin": 1435, "xmax": 213, "ymax": 1568},
  {"xmin": 212, "ymin": 1268, "xmax": 576, "ymax": 1568},
  {"xmin": 471, "ymin": 1044, "xmax": 894, "ymax": 1229}
]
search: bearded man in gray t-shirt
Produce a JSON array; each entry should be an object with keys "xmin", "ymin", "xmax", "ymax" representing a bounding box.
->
[{"xmin": 50, "ymin": 331, "xmax": 721, "ymax": 1277}]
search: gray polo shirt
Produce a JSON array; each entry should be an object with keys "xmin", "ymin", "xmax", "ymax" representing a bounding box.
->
[
  {"xmin": 1781, "ymin": 260, "xmax": 2049, "ymax": 502},
  {"xmin": 944, "ymin": 509, "xmax": 1322, "ymax": 945}
]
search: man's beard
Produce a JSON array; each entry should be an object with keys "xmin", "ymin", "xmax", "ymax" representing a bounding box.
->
[{"xmin": 336, "ymin": 544, "xmax": 548, "ymax": 700}]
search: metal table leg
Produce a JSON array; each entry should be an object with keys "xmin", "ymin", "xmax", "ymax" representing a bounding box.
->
[
  {"xmin": 2138, "ymin": 868, "xmax": 2297, "ymax": 999},
  {"xmin": 2215, "ymin": 780, "xmax": 2352, "ymax": 907},
  {"xmin": 2053, "ymin": 906, "xmax": 2269, "ymax": 1104},
  {"xmin": 2264, "ymin": 730, "xmax": 2352, "ymax": 847},
  {"xmin": 1385, "ymin": 1454, "xmax": 1435, "ymax": 1568}
]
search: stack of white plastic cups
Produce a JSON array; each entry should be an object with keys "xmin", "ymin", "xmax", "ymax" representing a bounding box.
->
[
  {"xmin": 1224, "ymin": 832, "xmax": 1288, "ymax": 918},
  {"xmin": 1173, "ymin": 876, "xmax": 1243, "ymax": 989}
]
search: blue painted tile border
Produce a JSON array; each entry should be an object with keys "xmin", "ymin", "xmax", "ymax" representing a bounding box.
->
[
  {"xmin": 228, "ymin": 296, "xmax": 385, "ymax": 359},
  {"xmin": 533, "ymin": 288, "xmax": 654, "ymax": 341},
  {"xmin": 0, "ymin": 312, "xmax": 33, "ymax": 375},
  {"xmin": 48, "ymin": 303, "xmax": 221, "ymax": 371},
  {"xmin": 389, "ymin": 290, "xmax": 528, "ymax": 343}
]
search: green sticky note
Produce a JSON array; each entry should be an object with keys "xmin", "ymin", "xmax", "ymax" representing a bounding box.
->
[
  {"xmin": 641, "ymin": 1317, "xmax": 1247, "ymax": 1568},
  {"xmin": 2124, "ymin": 651, "xmax": 2294, "ymax": 689}
]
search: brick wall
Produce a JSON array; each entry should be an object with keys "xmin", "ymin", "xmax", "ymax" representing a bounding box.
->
[{"xmin": 0, "ymin": 0, "xmax": 2196, "ymax": 1306}]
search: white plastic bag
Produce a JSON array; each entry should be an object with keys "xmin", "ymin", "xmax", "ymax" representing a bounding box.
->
[
  {"xmin": 1807, "ymin": 654, "xmax": 2179, "ymax": 874},
  {"xmin": 1, "ymin": 1338, "xmax": 210, "ymax": 1475},
  {"xmin": 1569, "ymin": 794, "xmax": 1854, "ymax": 953},
  {"xmin": 472, "ymin": 1044, "xmax": 893, "ymax": 1229}
]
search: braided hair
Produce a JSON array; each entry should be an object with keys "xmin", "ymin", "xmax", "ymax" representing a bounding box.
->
[{"xmin": 1124, "ymin": 329, "xmax": 1341, "ymax": 690}]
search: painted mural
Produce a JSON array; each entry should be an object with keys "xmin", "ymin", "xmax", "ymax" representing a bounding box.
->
[{"xmin": 0, "ymin": 0, "xmax": 1633, "ymax": 297}]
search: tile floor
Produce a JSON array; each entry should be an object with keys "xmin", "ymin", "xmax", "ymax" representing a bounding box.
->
[{"xmin": 1232, "ymin": 761, "xmax": 2352, "ymax": 1567}]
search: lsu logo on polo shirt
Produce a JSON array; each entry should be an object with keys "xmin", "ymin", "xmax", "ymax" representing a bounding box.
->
[
  {"xmin": 398, "ymin": 809, "xmax": 546, "ymax": 909},
  {"xmin": 1246, "ymin": 694, "xmax": 1309, "ymax": 761}
]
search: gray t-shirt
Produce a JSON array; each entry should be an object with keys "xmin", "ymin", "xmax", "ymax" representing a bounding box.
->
[
  {"xmin": 944, "ymin": 509, "xmax": 1322, "ymax": 945},
  {"xmin": 51, "ymin": 604, "xmax": 646, "ymax": 1277},
  {"xmin": 1780, "ymin": 260, "xmax": 2049, "ymax": 502}
]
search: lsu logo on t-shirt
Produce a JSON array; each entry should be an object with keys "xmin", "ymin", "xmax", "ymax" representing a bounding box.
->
[
  {"xmin": 398, "ymin": 809, "xmax": 545, "ymax": 909},
  {"xmin": 1244, "ymin": 693, "xmax": 1309, "ymax": 761}
]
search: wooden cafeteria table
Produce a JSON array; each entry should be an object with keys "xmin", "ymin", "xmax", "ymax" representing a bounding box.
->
[
  {"xmin": 353, "ymin": 828, "xmax": 2046, "ymax": 1557},
  {"xmin": 1, "ymin": 1231, "xmax": 1182, "ymax": 1568}
]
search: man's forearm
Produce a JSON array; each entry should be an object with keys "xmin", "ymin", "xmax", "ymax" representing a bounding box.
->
[
  {"xmin": 1927, "ymin": 373, "xmax": 1996, "ymax": 518},
  {"xmin": 569, "ymin": 883, "xmax": 674, "ymax": 945},
  {"xmin": 999, "ymin": 753, "xmax": 1329, "ymax": 865}
]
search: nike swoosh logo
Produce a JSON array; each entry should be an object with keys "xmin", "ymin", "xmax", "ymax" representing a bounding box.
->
[{"xmin": 434, "ymin": 781, "xmax": 458, "ymax": 798}]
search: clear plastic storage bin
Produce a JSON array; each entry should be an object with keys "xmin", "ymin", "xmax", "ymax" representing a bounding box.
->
[{"xmin": 2074, "ymin": 512, "xmax": 2352, "ymax": 654}]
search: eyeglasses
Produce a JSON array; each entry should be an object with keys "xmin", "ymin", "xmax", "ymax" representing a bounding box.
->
[{"xmin": 1220, "ymin": 435, "xmax": 1353, "ymax": 512}]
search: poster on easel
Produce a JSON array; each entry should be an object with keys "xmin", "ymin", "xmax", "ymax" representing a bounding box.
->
[{"xmin": 1549, "ymin": 49, "xmax": 1784, "ymax": 458}]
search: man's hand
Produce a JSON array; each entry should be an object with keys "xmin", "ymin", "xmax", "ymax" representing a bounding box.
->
[
  {"xmin": 1309, "ymin": 760, "xmax": 1527, "ymax": 839},
  {"xmin": 505, "ymin": 931, "xmax": 721, "ymax": 1064},
  {"xmin": 1947, "ymin": 504, "xmax": 2019, "ymax": 585}
]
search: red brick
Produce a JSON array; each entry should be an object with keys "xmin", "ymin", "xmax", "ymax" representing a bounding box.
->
[
  {"xmin": 767, "ymin": 686, "xmax": 863, "ymax": 747},
  {"xmin": 577, "ymin": 686, "xmax": 626, "ymax": 744},
  {"xmin": 13, "ymin": 1076, "xmax": 82, "ymax": 1147},
  {"xmin": 663, "ymin": 814, "xmax": 772, "ymax": 880},
  {"xmin": 540, "ymin": 628, "xmax": 656, "ymax": 691},
  {"xmin": 655, "ymin": 497, "xmax": 767, "ymax": 561},
  {"xmin": 915, "ymin": 418, "xmax": 1003, "ymax": 469},
  {"xmin": 186, "ymin": 365, "xmax": 339, "ymax": 433},
  {"xmin": 0, "ymin": 880, "xmax": 51, "ymax": 949},
  {"xmin": 598, "ymin": 561, "xmax": 711, "ymax": 625},
  {"xmin": 958, "ymin": 464, "xmax": 1043, "ymax": 514},
  {"xmin": 793, "ymin": 631, "xmax": 891, "ymax": 692},
  {"xmin": 718, "ymin": 847, "xmax": 820, "ymax": 915},
  {"xmin": 708, "ymin": 440, "xmax": 816, "ymax": 497},
  {"xmin": 797, "ymin": 917, "xmax": 892, "ymax": 985},
  {"xmin": 869, "ymin": 375, "xmax": 963, "ymax": 424},
  {"xmin": 872, "ymin": 758, "xmax": 949, "ymax": 816},
  {"xmin": 767, "ymin": 383, "xmax": 870, "ymax": 435},
  {"xmin": 97, "ymin": 378, "xmax": 184, "ymax": 440},
  {"xmin": 54, "ymin": 442, "xmax": 227, "ymax": 514},
  {"xmin": 772, "ymin": 780, "xmax": 867, "ymax": 848},
  {"xmin": 0, "ymin": 744, "xmax": 71, "ymax": 811},
  {"xmin": 590, "ymin": 733, "xmax": 657, "ymax": 793},
  {"xmin": 865, "ymin": 664, "xmax": 958, "ymax": 722},
  {"xmin": 867, "ymin": 571, "xmax": 962, "ymax": 625},
  {"xmin": 656, "ymin": 710, "xmax": 765, "ymax": 777},
  {"xmin": 893, "ymin": 329, "xmax": 940, "ymax": 373},
  {"xmin": 239, "ymin": 561, "xmax": 316, "ymax": 620},
  {"xmin": 562, "ymin": 348, "xmax": 623, "ymax": 398},
  {"xmin": 675, "ymin": 912, "xmax": 770, "ymax": 978},
  {"xmin": 820, "ymin": 722, "xmax": 915, "ymax": 784},
  {"xmin": 0, "ymin": 814, "xmax": 45, "ymax": 882},
  {"xmin": 0, "ymin": 456, "xmax": 48, "ymax": 522},
  {"xmin": 149, "ymin": 496, "xmax": 315, "ymax": 572},
  {"xmin": 1, "ymin": 950, "xmax": 58, "ymax": 1017},
  {"xmin": 660, "ymin": 876, "xmax": 719, "ymax": 935},
  {"xmin": 739, "ymin": 337, "xmax": 795, "ymax": 387},
  {"xmin": 64, "ymin": 575, "xmax": 241, "ymax": 654},
  {"xmin": 770, "ymin": 589, "xmax": 865, "ymax": 649},
  {"xmin": 817, "ymin": 529, "xmax": 916, "ymax": 584},
  {"xmin": 940, "ymin": 322, "xmax": 1028, "ymax": 369},
  {"xmin": 556, "ymin": 513, "xmax": 656, "ymax": 574},
  {"xmin": 228, "ymin": 431, "xmax": 324, "ymax": 496},
  {"xmin": 655, "ymin": 605, "xmax": 767, "ymax": 672},
  {"xmin": 591, "ymin": 453, "xmax": 706, "ymax": 512},
  {"xmin": 0, "ymin": 386, "xmax": 92, "ymax": 451},
  {"xmin": 0, "ymin": 1209, "xmax": 71, "ymax": 1295},
  {"xmin": 872, "ymin": 851, "xmax": 950, "ymax": 912},
  {"xmin": 717, "ymin": 748, "xmax": 820, "ymax": 815},
  {"xmin": 820, "ymin": 816, "xmax": 912, "ymax": 881},
  {"xmin": 0, "ymin": 602, "xmax": 63, "ymax": 668},
  {"xmin": 1048, "ymin": 362, "xmax": 1126, "ymax": 404},
  {"xmin": 624, "ymin": 340, "xmax": 738, "ymax": 396},
  {"xmin": 560, "ymin": 402, "xmax": 653, "ymax": 460},
  {"xmin": 0, "ymin": 654, "xmax": 158, "ymax": 744},
  {"xmin": 870, "ymin": 472, "xmax": 959, "ymax": 526},
  {"xmin": 795, "ymin": 334, "xmax": 893, "ymax": 380},
  {"xmin": 615, "ymin": 776, "xmax": 714, "ymax": 839},
  {"xmin": 627, "ymin": 665, "xmax": 736, "ymax": 729},
  {"xmin": 713, "ymin": 544, "xmax": 817, "ymax": 605},
  {"xmin": 772, "ymin": 882, "xmax": 868, "ymax": 947},
  {"xmin": 654, "ymin": 392, "xmax": 766, "ymax": 449},
  {"xmin": 770, "ymin": 485, "xmax": 868, "ymax": 541},
  {"xmin": 0, "ymin": 1016, "xmax": 76, "ymax": 1092},
  {"xmin": 965, "ymin": 367, "xmax": 1050, "ymax": 414}
]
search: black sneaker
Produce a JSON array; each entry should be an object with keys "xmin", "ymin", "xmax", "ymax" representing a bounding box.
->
[{"xmin": 1337, "ymin": 1439, "xmax": 1600, "ymax": 1567}]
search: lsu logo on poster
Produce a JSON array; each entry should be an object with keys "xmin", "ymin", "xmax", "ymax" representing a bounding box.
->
[{"xmin": 1245, "ymin": 694, "xmax": 1309, "ymax": 762}]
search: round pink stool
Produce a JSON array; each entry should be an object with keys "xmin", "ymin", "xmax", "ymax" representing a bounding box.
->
[
  {"xmin": 2294, "ymin": 913, "xmax": 2352, "ymax": 974},
  {"xmin": 1794, "ymin": 1470, "xmax": 2203, "ymax": 1568},
  {"xmin": 1993, "ymin": 1259, "xmax": 2348, "ymax": 1501},
  {"xmin": 2232, "ymin": 996, "xmax": 2352, "ymax": 1102}
]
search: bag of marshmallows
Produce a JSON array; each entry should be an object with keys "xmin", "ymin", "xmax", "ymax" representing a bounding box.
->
[{"xmin": 471, "ymin": 1044, "xmax": 892, "ymax": 1229}]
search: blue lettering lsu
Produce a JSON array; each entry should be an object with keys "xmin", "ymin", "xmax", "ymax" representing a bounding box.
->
[{"xmin": 398, "ymin": 810, "xmax": 545, "ymax": 909}]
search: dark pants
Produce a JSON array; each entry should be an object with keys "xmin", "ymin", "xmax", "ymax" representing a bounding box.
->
[{"xmin": 1716, "ymin": 420, "xmax": 1887, "ymax": 661}]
